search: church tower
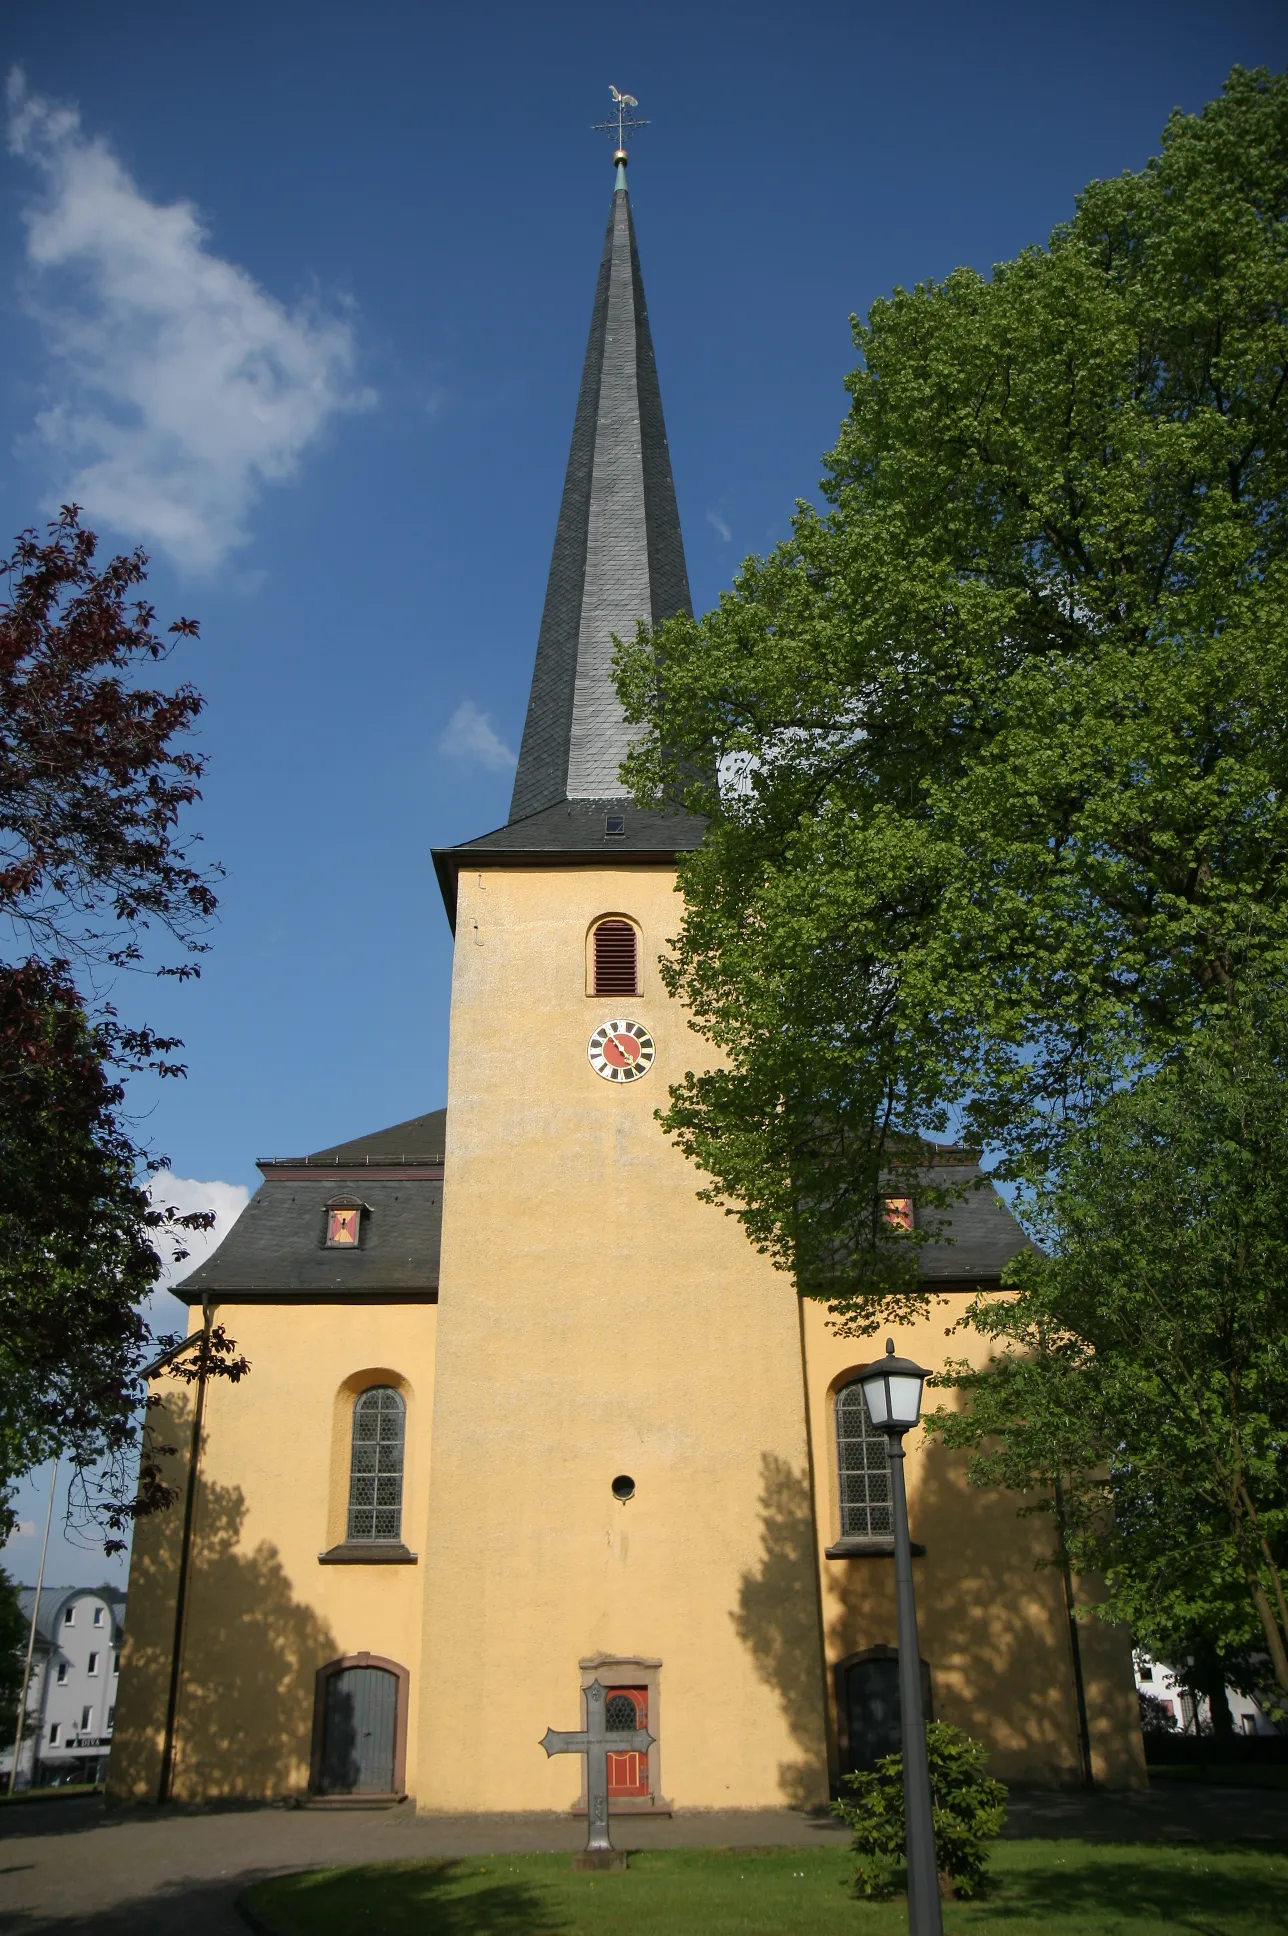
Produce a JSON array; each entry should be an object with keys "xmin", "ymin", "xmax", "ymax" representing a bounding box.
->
[{"xmin": 419, "ymin": 149, "xmax": 831, "ymax": 1811}]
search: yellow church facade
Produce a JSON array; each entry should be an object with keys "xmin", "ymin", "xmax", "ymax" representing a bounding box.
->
[{"xmin": 109, "ymin": 157, "xmax": 1144, "ymax": 1813}]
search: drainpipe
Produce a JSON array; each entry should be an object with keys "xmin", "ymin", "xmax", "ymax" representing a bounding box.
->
[{"xmin": 1054, "ymin": 1473, "xmax": 1094, "ymax": 1787}]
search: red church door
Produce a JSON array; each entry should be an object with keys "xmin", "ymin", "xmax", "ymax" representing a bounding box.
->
[{"xmin": 604, "ymin": 1687, "xmax": 649, "ymax": 1798}]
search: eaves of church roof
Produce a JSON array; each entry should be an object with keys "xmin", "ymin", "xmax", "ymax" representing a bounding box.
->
[
  {"xmin": 434, "ymin": 157, "xmax": 702, "ymax": 929},
  {"xmin": 432, "ymin": 799, "xmax": 705, "ymax": 931}
]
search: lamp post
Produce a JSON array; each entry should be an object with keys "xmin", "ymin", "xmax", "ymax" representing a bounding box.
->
[{"xmin": 856, "ymin": 1338, "xmax": 942, "ymax": 1936}]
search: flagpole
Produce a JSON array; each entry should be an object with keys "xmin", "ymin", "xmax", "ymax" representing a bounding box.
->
[{"xmin": 10, "ymin": 1458, "xmax": 58, "ymax": 1794}]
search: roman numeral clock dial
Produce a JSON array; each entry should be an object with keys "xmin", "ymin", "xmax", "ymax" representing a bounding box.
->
[{"xmin": 587, "ymin": 1020, "xmax": 655, "ymax": 1083}]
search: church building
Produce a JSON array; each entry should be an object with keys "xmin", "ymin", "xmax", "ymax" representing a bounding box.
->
[{"xmin": 110, "ymin": 149, "xmax": 1144, "ymax": 1811}]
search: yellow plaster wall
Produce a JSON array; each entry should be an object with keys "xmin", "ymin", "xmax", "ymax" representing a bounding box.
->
[
  {"xmin": 108, "ymin": 1301, "xmax": 437, "ymax": 1802},
  {"xmin": 801, "ymin": 1299, "xmax": 1146, "ymax": 1789},
  {"xmin": 414, "ymin": 864, "xmax": 831, "ymax": 1812}
]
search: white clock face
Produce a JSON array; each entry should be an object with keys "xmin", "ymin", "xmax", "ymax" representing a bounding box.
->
[{"xmin": 588, "ymin": 1019, "xmax": 655, "ymax": 1083}]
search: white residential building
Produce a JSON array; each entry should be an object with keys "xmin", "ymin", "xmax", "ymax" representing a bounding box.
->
[
  {"xmin": 1133, "ymin": 1649, "xmax": 1280, "ymax": 1737},
  {"xmin": 1, "ymin": 1585, "xmax": 126, "ymax": 1791}
]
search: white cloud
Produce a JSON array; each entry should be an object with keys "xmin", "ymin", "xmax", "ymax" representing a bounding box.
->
[
  {"xmin": 7, "ymin": 71, "xmax": 369, "ymax": 571},
  {"xmin": 147, "ymin": 1171, "xmax": 250, "ymax": 1289},
  {"xmin": 706, "ymin": 507, "xmax": 732, "ymax": 542},
  {"xmin": 439, "ymin": 699, "xmax": 516, "ymax": 773}
]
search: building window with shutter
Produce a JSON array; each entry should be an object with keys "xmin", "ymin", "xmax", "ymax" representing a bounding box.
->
[
  {"xmin": 325, "ymin": 1197, "xmax": 364, "ymax": 1247},
  {"xmin": 347, "ymin": 1386, "xmax": 406, "ymax": 1543},
  {"xmin": 592, "ymin": 919, "xmax": 638, "ymax": 996},
  {"xmin": 836, "ymin": 1381, "xmax": 893, "ymax": 1537}
]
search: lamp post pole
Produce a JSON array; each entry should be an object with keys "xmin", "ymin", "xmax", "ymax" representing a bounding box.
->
[
  {"xmin": 858, "ymin": 1338, "xmax": 943, "ymax": 1936},
  {"xmin": 887, "ymin": 1428, "xmax": 942, "ymax": 1936}
]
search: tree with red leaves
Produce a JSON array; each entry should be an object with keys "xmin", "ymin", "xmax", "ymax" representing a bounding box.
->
[{"xmin": 0, "ymin": 509, "xmax": 241, "ymax": 1553}]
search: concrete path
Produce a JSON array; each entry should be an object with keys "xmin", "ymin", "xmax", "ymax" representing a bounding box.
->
[{"xmin": 0, "ymin": 1783, "xmax": 1285, "ymax": 1935}]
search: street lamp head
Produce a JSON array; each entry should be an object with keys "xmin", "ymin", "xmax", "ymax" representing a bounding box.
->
[{"xmin": 857, "ymin": 1337, "xmax": 931, "ymax": 1437}]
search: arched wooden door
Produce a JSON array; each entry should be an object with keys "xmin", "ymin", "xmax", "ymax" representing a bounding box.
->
[{"xmin": 312, "ymin": 1655, "xmax": 408, "ymax": 1796}]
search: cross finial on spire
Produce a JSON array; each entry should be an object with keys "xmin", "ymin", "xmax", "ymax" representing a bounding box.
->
[{"xmin": 592, "ymin": 84, "xmax": 649, "ymax": 167}]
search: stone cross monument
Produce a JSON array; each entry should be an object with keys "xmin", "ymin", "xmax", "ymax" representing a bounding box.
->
[{"xmin": 540, "ymin": 1679, "xmax": 654, "ymax": 1863}]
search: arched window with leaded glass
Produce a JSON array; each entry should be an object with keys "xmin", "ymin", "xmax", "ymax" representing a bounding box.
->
[
  {"xmin": 836, "ymin": 1381, "xmax": 893, "ymax": 1538},
  {"xmin": 347, "ymin": 1386, "xmax": 405, "ymax": 1543}
]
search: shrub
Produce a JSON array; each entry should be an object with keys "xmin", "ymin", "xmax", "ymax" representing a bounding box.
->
[
  {"xmin": 831, "ymin": 1722, "xmax": 1007, "ymax": 1900},
  {"xmin": 1138, "ymin": 1691, "xmax": 1179, "ymax": 1736}
]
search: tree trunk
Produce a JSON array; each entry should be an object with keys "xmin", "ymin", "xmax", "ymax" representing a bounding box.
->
[
  {"xmin": 1246, "ymin": 1574, "xmax": 1288, "ymax": 1697},
  {"xmin": 1191, "ymin": 1653, "xmax": 1235, "ymax": 1741}
]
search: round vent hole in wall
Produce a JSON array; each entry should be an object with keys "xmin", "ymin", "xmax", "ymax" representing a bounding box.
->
[{"xmin": 611, "ymin": 1474, "xmax": 636, "ymax": 1502}]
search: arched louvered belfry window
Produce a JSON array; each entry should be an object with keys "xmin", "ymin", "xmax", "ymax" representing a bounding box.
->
[
  {"xmin": 836, "ymin": 1381, "xmax": 893, "ymax": 1538},
  {"xmin": 593, "ymin": 919, "xmax": 638, "ymax": 997},
  {"xmin": 347, "ymin": 1386, "xmax": 405, "ymax": 1543}
]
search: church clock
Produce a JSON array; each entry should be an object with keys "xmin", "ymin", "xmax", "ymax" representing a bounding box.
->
[{"xmin": 588, "ymin": 1020, "xmax": 655, "ymax": 1083}]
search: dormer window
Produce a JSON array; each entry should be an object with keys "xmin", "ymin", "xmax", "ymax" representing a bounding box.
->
[
  {"xmin": 605, "ymin": 813, "xmax": 626, "ymax": 837},
  {"xmin": 882, "ymin": 1196, "xmax": 913, "ymax": 1233},
  {"xmin": 325, "ymin": 1197, "xmax": 365, "ymax": 1248}
]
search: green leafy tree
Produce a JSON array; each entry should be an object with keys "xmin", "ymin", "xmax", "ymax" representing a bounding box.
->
[
  {"xmin": 929, "ymin": 1006, "xmax": 1288, "ymax": 1700},
  {"xmin": 615, "ymin": 66, "xmax": 1288, "ymax": 1318},
  {"xmin": 0, "ymin": 1568, "xmax": 25, "ymax": 1743},
  {"xmin": 0, "ymin": 511, "xmax": 234, "ymax": 1550},
  {"xmin": 831, "ymin": 1723, "xmax": 1007, "ymax": 1900}
]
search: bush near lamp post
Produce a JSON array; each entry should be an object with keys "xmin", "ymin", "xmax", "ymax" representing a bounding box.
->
[{"xmin": 831, "ymin": 1722, "xmax": 1008, "ymax": 1901}]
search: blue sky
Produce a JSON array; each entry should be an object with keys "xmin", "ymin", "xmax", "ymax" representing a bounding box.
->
[{"xmin": 2, "ymin": 0, "xmax": 1284, "ymax": 1586}]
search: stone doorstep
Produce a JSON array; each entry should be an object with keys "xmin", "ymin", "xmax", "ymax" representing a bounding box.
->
[{"xmin": 571, "ymin": 1795, "xmax": 674, "ymax": 1816}]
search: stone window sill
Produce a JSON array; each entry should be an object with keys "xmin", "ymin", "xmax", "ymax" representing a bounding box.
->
[
  {"xmin": 825, "ymin": 1536, "xmax": 926, "ymax": 1559},
  {"xmin": 317, "ymin": 1543, "xmax": 418, "ymax": 1565}
]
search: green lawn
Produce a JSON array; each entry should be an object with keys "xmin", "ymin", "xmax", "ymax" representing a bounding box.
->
[{"xmin": 243, "ymin": 1839, "xmax": 1288, "ymax": 1936}]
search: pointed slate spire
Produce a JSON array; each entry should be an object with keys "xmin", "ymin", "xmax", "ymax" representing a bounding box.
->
[{"xmin": 508, "ymin": 159, "xmax": 693, "ymax": 822}]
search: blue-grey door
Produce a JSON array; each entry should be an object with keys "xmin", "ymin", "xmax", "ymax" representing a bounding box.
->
[
  {"xmin": 319, "ymin": 1666, "xmax": 398, "ymax": 1793},
  {"xmin": 841, "ymin": 1653, "xmax": 933, "ymax": 1773}
]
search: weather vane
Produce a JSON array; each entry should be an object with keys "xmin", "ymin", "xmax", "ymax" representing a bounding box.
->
[{"xmin": 592, "ymin": 84, "xmax": 649, "ymax": 159}]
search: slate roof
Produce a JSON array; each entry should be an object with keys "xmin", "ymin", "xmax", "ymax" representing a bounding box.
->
[
  {"xmin": 174, "ymin": 1111, "xmax": 445, "ymax": 1305},
  {"xmin": 297, "ymin": 1108, "xmax": 446, "ymax": 1164},
  {"xmin": 16, "ymin": 1585, "xmax": 126, "ymax": 1648},
  {"xmin": 510, "ymin": 160, "xmax": 692, "ymax": 821},
  {"xmin": 909, "ymin": 1160, "xmax": 1033, "ymax": 1285},
  {"xmin": 435, "ymin": 160, "xmax": 701, "ymax": 925}
]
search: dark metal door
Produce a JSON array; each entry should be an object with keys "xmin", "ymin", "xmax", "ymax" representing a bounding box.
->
[
  {"xmin": 844, "ymin": 1655, "xmax": 902, "ymax": 1771},
  {"xmin": 320, "ymin": 1666, "xmax": 397, "ymax": 1793},
  {"xmin": 841, "ymin": 1653, "xmax": 934, "ymax": 1774}
]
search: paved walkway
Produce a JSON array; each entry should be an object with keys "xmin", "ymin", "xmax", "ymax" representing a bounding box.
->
[{"xmin": 0, "ymin": 1783, "xmax": 1285, "ymax": 1935}]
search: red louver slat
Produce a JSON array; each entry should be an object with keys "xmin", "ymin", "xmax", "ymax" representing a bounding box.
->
[{"xmin": 594, "ymin": 921, "xmax": 638, "ymax": 996}]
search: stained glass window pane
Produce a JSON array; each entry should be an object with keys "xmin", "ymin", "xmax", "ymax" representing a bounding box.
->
[
  {"xmin": 347, "ymin": 1386, "xmax": 405, "ymax": 1543},
  {"xmin": 836, "ymin": 1383, "xmax": 893, "ymax": 1537}
]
